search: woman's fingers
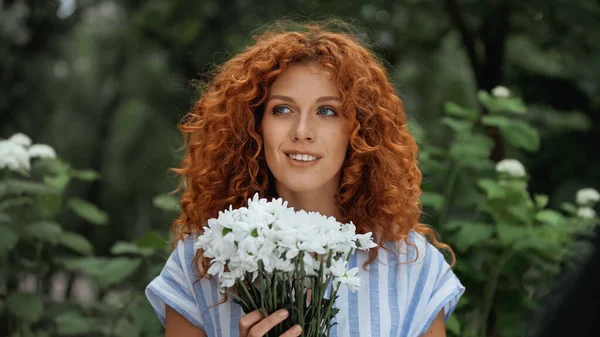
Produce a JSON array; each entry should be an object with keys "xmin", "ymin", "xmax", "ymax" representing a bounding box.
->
[
  {"xmin": 239, "ymin": 309, "xmax": 298, "ymax": 337},
  {"xmin": 239, "ymin": 310, "xmax": 266, "ymax": 336},
  {"xmin": 280, "ymin": 324, "xmax": 303, "ymax": 337}
]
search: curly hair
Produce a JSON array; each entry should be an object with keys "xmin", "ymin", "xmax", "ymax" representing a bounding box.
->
[{"xmin": 170, "ymin": 21, "xmax": 455, "ymax": 276}]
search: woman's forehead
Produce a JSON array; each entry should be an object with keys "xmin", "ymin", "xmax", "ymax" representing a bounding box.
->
[{"xmin": 269, "ymin": 62, "xmax": 338, "ymax": 95}]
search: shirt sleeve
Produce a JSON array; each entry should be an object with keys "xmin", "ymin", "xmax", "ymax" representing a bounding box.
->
[
  {"xmin": 406, "ymin": 231, "xmax": 466, "ymax": 337},
  {"xmin": 145, "ymin": 238, "xmax": 205, "ymax": 330}
]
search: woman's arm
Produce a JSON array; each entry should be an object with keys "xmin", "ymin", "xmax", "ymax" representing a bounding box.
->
[
  {"xmin": 166, "ymin": 305, "xmax": 207, "ymax": 337},
  {"xmin": 420, "ymin": 309, "xmax": 446, "ymax": 337}
]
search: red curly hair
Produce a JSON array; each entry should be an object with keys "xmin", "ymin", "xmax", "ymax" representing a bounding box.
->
[{"xmin": 170, "ymin": 21, "xmax": 454, "ymax": 275}]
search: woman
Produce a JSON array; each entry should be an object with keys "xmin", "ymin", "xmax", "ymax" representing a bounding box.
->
[{"xmin": 146, "ymin": 21, "xmax": 465, "ymax": 337}]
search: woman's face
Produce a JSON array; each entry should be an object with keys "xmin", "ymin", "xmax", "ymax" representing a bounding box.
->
[{"xmin": 261, "ymin": 62, "xmax": 348, "ymax": 196}]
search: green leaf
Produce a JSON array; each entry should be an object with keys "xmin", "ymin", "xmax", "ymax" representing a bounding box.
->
[
  {"xmin": 0, "ymin": 224, "xmax": 19, "ymax": 256},
  {"xmin": 60, "ymin": 257, "xmax": 142, "ymax": 289},
  {"xmin": 504, "ymin": 98, "xmax": 528, "ymax": 114},
  {"xmin": 506, "ymin": 204, "xmax": 535, "ymax": 225},
  {"xmin": 481, "ymin": 115, "xmax": 511, "ymax": 128},
  {"xmin": 449, "ymin": 140, "xmax": 493, "ymax": 163},
  {"xmin": 446, "ymin": 314, "xmax": 461, "ymax": 336},
  {"xmin": 43, "ymin": 172, "xmax": 70, "ymax": 191},
  {"xmin": 0, "ymin": 196, "xmax": 35, "ymax": 210},
  {"xmin": 536, "ymin": 210, "xmax": 567, "ymax": 226},
  {"xmin": 534, "ymin": 195, "xmax": 549, "ymax": 209},
  {"xmin": 444, "ymin": 102, "xmax": 479, "ymax": 121},
  {"xmin": 420, "ymin": 192, "xmax": 444, "ymax": 211},
  {"xmin": 111, "ymin": 241, "xmax": 153, "ymax": 256},
  {"xmin": 441, "ymin": 117, "xmax": 473, "ymax": 133},
  {"xmin": 55, "ymin": 311, "xmax": 101, "ymax": 335},
  {"xmin": 59, "ymin": 232, "xmax": 94, "ymax": 256},
  {"xmin": 25, "ymin": 221, "xmax": 63, "ymax": 245},
  {"xmin": 561, "ymin": 202, "xmax": 578, "ymax": 214},
  {"xmin": 500, "ymin": 120, "xmax": 540, "ymax": 152},
  {"xmin": 6, "ymin": 293, "xmax": 43, "ymax": 323},
  {"xmin": 478, "ymin": 91, "xmax": 528, "ymax": 114},
  {"xmin": 496, "ymin": 223, "xmax": 528, "ymax": 247},
  {"xmin": 69, "ymin": 169, "xmax": 100, "ymax": 181},
  {"xmin": 67, "ymin": 198, "xmax": 108, "ymax": 225},
  {"xmin": 152, "ymin": 193, "xmax": 180, "ymax": 212},
  {"xmin": 477, "ymin": 179, "xmax": 505, "ymax": 199},
  {"xmin": 136, "ymin": 231, "xmax": 168, "ymax": 250},
  {"xmin": 454, "ymin": 222, "xmax": 495, "ymax": 253},
  {"xmin": 37, "ymin": 193, "xmax": 63, "ymax": 218},
  {"xmin": 482, "ymin": 116, "xmax": 539, "ymax": 152},
  {"xmin": 3, "ymin": 179, "xmax": 60, "ymax": 195}
]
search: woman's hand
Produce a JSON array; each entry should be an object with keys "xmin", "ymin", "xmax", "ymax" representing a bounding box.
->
[{"xmin": 239, "ymin": 309, "xmax": 302, "ymax": 337}]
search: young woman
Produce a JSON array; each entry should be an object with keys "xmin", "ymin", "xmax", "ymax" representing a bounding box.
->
[{"xmin": 146, "ymin": 22, "xmax": 465, "ymax": 337}]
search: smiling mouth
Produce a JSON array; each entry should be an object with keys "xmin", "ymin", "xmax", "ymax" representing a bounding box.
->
[{"xmin": 285, "ymin": 153, "xmax": 320, "ymax": 162}]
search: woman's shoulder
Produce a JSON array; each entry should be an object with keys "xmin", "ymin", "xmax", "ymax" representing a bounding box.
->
[{"xmin": 375, "ymin": 230, "xmax": 446, "ymax": 265}]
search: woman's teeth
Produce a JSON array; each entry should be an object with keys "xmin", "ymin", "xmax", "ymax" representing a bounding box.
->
[{"xmin": 287, "ymin": 153, "xmax": 318, "ymax": 162}]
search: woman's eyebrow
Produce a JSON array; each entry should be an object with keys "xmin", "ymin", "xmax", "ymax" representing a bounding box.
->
[
  {"xmin": 268, "ymin": 94, "xmax": 295, "ymax": 103},
  {"xmin": 316, "ymin": 96, "xmax": 342, "ymax": 103},
  {"xmin": 268, "ymin": 95, "xmax": 342, "ymax": 103}
]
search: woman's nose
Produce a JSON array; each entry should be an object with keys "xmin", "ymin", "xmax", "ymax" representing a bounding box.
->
[{"xmin": 291, "ymin": 116, "xmax": 316, "ymax": 142}]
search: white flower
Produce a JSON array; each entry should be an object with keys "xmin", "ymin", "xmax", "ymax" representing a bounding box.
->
[
  {"xmin": 576, "ymin": 188, "xmax": 600, "ymax": 206},
  {"xmin": 196, "ymin": 192, "xmax": 370, "ymax": 294},
  {"xmin": 334, "ymin": 267, "xmax": 361, "ymax": 292},
  {"xmin": 329, "ymin": 258, "xmax": 348, "ymax": 278},
  {"xmin": 207, "ymin": 258, "xmax": 227, "ymax": 277},
  {"xmin": 496, "ymin": 159, "xmax": 526, "ymax": 178},
  {"xmin": 355, "ymin": 232, "xmax": 377, "ymax": 250},
  {"xmin": 28, "ymin": 144, "xmax": 57, "ymax": 159},
  {"xmin": 272, "ymin": 257, "xmax": 294, "ymax": 272},
  {"xmin": 8, "ymin": 133, "xmax": 32, "ymax": 147},
  {"xmin": 577, "ymin": 207, "xmax": 597, "ymax": 219},
  {"xmin": 0, "ymin": 140, "xmax": 31, "ymax": 171},
  {"xmin": 492, "ymin": 86, "xmax": 510, "ymax": 98}
]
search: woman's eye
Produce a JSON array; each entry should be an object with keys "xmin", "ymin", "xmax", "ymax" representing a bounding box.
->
[
  {"xmin": 273, "ymin": 106, "xmax": 291, "ymax": 115},
  {"xmin": 318, "ymin": 107, "xmax": 337, "ymax": 117}
]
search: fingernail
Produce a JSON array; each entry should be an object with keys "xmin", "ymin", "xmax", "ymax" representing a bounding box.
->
[
  {"xmin": 293, "ymin": 325, "xmax": 302, "ymax": 334},
  {"xmin": 278, "ymin": 309, "xmax": 289, "ymax": 318}
]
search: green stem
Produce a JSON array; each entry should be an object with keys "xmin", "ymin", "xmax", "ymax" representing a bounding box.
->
[
  {"xmin": 259, "ymin": 262, "xmax": 267, "ymax": 318},
  {"xmin": 238, "ymin": 280, "xmax": 260, "ymax": 314},
  {"xmin": 324, "ymin": 283, "xmax": 340, "ymax": 337},
  {"xmin": 439, "ymin": 161, "xmax": 459, "ymax": 227},
  {"xmin": 298, "ymin": 252, "xmax": 305, "ymax": 337},
  {"xmin": 480, "ymin": 249, "xmax": 514, "ymax": 336}
]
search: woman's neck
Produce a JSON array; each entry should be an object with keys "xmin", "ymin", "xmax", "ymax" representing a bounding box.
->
[{"xmin": 275, "ymin": 188, "xmax": 346, "ymax": 221}]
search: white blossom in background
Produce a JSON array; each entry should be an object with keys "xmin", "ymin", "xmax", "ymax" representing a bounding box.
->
[
  {"xmin": 0, "ymin": 140, "xmax": 31, "ymax": 171},
  {"xmin": 8, "ymin": 132, "xmax": 32, "ymax": 147},
  {"xmin": 575, "ymin": 188, "xmax": 600, "ymax": 206},
  {"xmin": 495, "ymin": 159, "xmax": 526, "ymax": 178},
  {"xmin": 0, "ymin": 133, "xmax": 58, "ymax": 172},
  {"xmin": 29, "ymin": 144, "xmax": 57, "ymax": 159},
  {"xmin": 576, "ymin": 207, "xmax": 597, "ymax": 219},
  {"xmin": 492, "ymin": 85, "xmax": 511, "ymax": 98}
]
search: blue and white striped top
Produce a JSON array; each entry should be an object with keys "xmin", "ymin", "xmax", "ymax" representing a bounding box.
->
[{"xmin": 145, "ymin": 231, "xmax": 465, "ymax": 337}]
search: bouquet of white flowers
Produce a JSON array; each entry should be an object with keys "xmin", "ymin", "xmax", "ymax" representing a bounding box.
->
[{"xmin": 195, "ymin": 193, "xmax": 377, "ymax": 337}]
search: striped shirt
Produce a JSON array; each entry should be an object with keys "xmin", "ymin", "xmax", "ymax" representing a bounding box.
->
[{"xmin": 145, "ymin": 231, "xmax": 465, "ymax": 337}]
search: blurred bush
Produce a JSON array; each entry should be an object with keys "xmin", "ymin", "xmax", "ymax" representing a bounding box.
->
[
  {"xmin": 413, "ymin": 88, "xmax": 598, "ymax": 337},
  {"xmin": 0, "ymin": 134, "xmax": 174, "ymax": 337}
]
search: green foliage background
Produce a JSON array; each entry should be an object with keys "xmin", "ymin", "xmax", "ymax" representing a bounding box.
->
[{"xmin": 1, "ymin": 0, "xmax": 599, "ymax": 336}]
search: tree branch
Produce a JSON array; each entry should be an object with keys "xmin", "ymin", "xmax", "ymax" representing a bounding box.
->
[{"xmin": 443, "ymin": 0, "xmax": 482, "ymax": 88}]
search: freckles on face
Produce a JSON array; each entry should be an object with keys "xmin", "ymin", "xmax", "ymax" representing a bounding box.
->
[{"xmin": 260, "ymin": 62, "xmax": 349, "ymax": 194}]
